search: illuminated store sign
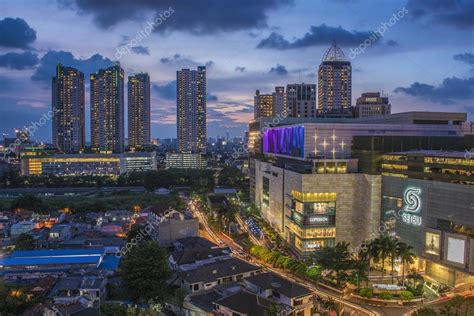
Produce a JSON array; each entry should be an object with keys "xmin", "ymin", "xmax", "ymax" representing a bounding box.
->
[
  {"xmin": 308, "ymin": 216, "xmax": 329, "ymax": 224},
  {"xmin": 401, "ymin": 187, "xmax": 422, "ymax": 226},
  {"xmin": 263, "ymin": 126, "xmax": 304, "ymax": 158}
]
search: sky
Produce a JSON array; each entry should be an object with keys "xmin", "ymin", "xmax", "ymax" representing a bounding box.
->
[{"xmin": 0, "ymin": 0, "xmax": 473, "ymax": 142}]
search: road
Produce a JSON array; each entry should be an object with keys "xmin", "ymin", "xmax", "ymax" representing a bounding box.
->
[{"xmin": 189, "ymin": 197, "xmax": 411, "ymax": 316}]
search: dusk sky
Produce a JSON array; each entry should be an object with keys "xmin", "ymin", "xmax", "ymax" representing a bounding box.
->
[{"xmin": 0, "ymin": 0, "xmax": 472, "ymax": 142}]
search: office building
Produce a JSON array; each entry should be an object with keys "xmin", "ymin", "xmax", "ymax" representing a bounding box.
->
[
  {"xmin": 356, "ymin": 92, "xmax": 391, "ymax": 118},
  {"xmin": 254, "ymin": 90, "xmax": 274, "ymax": 119},
  {"xmin": 381, "ymin": 150, "xmax": 474, "ymax": 287},
  {"xmin": 317, "ymin": 42, "xmax": 352, "ymax": 115},
  {"xmin": 128, "ymin": 73, "xmax": 151, "ymax": 150},
  {"xmin": 21, "ymin": 152, "xmax": 156, "ymax": 176},
  {"xmin": 165, "ymin": 152, "xmax": 206, "ymax": 169},
  {"xmin": 90, "ymin": 64, "xmax": 125, "ymax": 153},
  {"xmin": 52, "ymin": 64, "xmax": 85, "ymax": 153},
  {"xmin": 286, "ymin": 83, "xmax": 316, "ymax": 118},
  {"xmin": 273, "ymin": 86, "xmax": 286, "ymax": 116},
  {"xmin": 177, "ymin": 66, "xmax": 207, "ymax": 153}
]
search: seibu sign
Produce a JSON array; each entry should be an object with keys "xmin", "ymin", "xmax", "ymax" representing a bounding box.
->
[{"xmin": 400, "ymin": 187, "xmax": 422, "ymax": 226}]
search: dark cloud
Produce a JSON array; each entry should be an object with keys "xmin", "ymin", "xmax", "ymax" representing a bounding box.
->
[
  {"xmin": 386, "ymin": 40, "xmax": 399, "ymax": 47},
  {"xmin": 31, "ymin": 51, "xmax": 113, "ymax": 84},
  {"xmin": 257, "ymin": 24, "xmax": 374, "ymax": 50},
  {"xmin": 235, "ymin": 66, "xmax": 246, "ymax": 72},
  {"xmin": 159, "ymin": 53, "xmax": 212, "ymax": 68},
  {"xmin": 407, "ymin": 0, "xmax": 473, "ymax": 30},
  {"xmin": 269, "ymin": 64, "xmax": 288, "ymax": 76},
  {"xmin": 207, "ymin": 93, "xmax": 218, "ymax": 101},
  {"xmin": 63, "ymin": 0, "xmax": 293, "ymax": 34},
  {"xmin": 131, "ymin": 46, "xmax": 150, "ymax": 55},
  {"xmin": 0, "ymin": 17, "xmax": 36, "ymax": 48},
  {"xmin": 394, "ymin": 76, "xmax": 474, "ymax": 104},
  {"xmin": 0, "ymin": 51, "xmax": 39, "ymax": 70},
  {"xmin": 153, "ymin": 81, "xmax": 176, "ymax": 100},
  {"xmin": 454, "ymin": 53, "xmax": 474, "ymax": 67}
]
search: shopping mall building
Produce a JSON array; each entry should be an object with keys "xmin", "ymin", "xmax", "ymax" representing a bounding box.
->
[{"xmin": 249, "ymin": 112, "xmax": 474, "ymax": 286}]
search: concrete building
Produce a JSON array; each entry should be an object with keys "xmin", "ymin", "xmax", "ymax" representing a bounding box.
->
[
  {"xmin": 128, "ymin": 73, "xmax": 151, "ymax": 150},
  {"xmin": 21, "ymin": 152, "xmax": 156, "ymax": 176},
  {"xmin": 177, "ymin": 66, "xmax": 207, "ymax": 153},
  {"xmin": 165, "ymin": 152, "xmax": 206, "ymax": 169},
  {"xmin": 356, "ymin": 92, "xmax": 391, "ymax": 118},
  {"xmin": 90, "ymin": 64, "xmax": 125, "ymax": 153},
  {"xmin": 254, "ymin": 90, "xmax": 274, "ymax": 119},
  {"xmin": 52, "ymin": 64, "xmax": 85, "ymax": 153},
  {"xmin": 286, "ymin": 83, "xmax": 316, "ymax": 118},
  {"xmin": 154, "ymin": 211, "xmax": 199, "ymax": 245},
  {"xmin": 381, "ymin": 150, "xmax": 474, "ymax": 287},
  {"xmin": 317, "ymin": 42, "xmax": 352, "ymax": 116},
  {"xmin": 273, "ymin": 86, "xmax": 286, "ymax": 117}
]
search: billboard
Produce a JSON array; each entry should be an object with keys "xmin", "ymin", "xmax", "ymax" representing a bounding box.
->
[{"xmin": 263, "ymin": 126, "xmax": 304, "ymax": 158}]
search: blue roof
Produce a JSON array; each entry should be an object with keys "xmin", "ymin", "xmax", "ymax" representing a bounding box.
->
[
  {"xmin": 99, "ymin": 255, "xmax": 120, "ymax": 271},
  {"xmin": 11, "ymin": 248, "xmax": 105, "ymax": 258},
  {"xmin": 0, "ymin": 255, "xmax": 101, "ymax": 266}
]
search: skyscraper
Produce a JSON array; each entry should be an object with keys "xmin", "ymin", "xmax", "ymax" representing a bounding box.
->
[
  {"xmin": 90, "ymin": 64, "xmax": 125, "ymax": 153},
  {"xmin": 254, "ymin": 90, "xmax": 274, "ymax": 119},
  {"xmin": 317, "ymin": 42, "xmax": 352, "ymax": 115},
  {"xmin": 286, "ymin": 83, "xmax": 316, "ymax": 118},
  {"xmin": 52, "ymin": 64, "xmax": 85, "ymax": 153},
  {"xmin": 128, "ymin": 73, "xmax": 151, "ymax": 150},
  {"xmin": 177, "ymin": 66, "xmax": 207, "ymax": 153},
  {"xmin": 272, "ymin": 86, "xmax": 286, "ymax": 117},
  {"xmin": 356, "ymin": 92, "xmax": 391, "ymax": 118}
]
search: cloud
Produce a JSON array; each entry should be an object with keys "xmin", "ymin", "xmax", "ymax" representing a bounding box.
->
[
  {"xmin": 269, "ymin": 64, "xmax": 288, "ymax": 76},
  {"xmin": 257, "ymin": 24, "xmax": 375, "ymax": 50},
  {"xmin": 160, "ymin": 53, "xmax": 212, "ymax": 67},
  {"xmin": 235, "ymin": 66, "xmax": 246, "ymax": 72},
  {"xmin": 63, "ymin": 0, "xmax": 293, "ymax": 34},
  {"xmin": 31, "ymin": 50, "xmax": 113, "ymax": 83},
  {"xmin": 407, "ymin": 0, "xmax": 473, "ymax": 30},
  {"xmin": 454, "ymin": 53, "xmax": 474, "ymax": 67},
  {"xmin": 0, "ymin": 51, "xmax": 39, "ymax": 70},
  {"xmin": 207, "ymin": 93, "xmax": 218, "ymax": 101},
  {"xmin": 386, "ymin": 39, "xmax": 399, "ymax": 47},
  {"xmin": 394, "ymin": 76, "xmax": 474, "ymax": 104},
  {"xmin": 0, "ymin": 17, "xmax": 36, "ymax": 48},
  {"xmin": 130, "ymin": 46, "xmax": 150, "ymax": 55},
  {"xmin": 153, "ymin": 81, "xmax": 176, "ymax": 100}
]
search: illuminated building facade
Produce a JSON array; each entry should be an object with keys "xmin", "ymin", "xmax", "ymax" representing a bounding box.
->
[
  {"xmin": 52, "ymin": 64, "xmax": 85, "ymax": 153},
  {"xmin": 273, "ymin": 86, "xmax": 286, "ymax": 117},
  {"xmin": 317, "ymin": 42, "xmax": 351, "ymax": 115},
  {"xmin": 128, "ymin": 73, "xmax": 151, "ymax": 150},
  {"xmin": 356, "ymin": 92, "xmax": 391, "ymax": 118},
  {"xmin": 286, "ymin": 83, "xmax": 316, "ymax": 118},
  {"xmin": 165, "ymin": 152, "xmax": 206, "ymax": 169},
  {"xmin": 177, "ymin": 66, "xmax": 207, "ymax": 153},
  {"xmin": 21, "ymin": 152, "xmax": 156, "ymax": 176},
  {"xmin": 254, "ymin": 90, "xmax": 274, "ymax": 119},
  {"xmin": 381, "ymin": 151, "xmax": 474, "ymax": 286},
  {"xmin": 90, "ymin": 64, "xmax": 125, "ymax": 153}
]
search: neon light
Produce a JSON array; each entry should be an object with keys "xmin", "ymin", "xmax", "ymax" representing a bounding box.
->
[{"xmin": 401, "ymin": 187, "xmax": 422, "ymax": 226}]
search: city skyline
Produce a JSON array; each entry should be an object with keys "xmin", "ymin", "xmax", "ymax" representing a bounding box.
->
[{"xmin": 0, "ymin": 0, "xmax": 472, "ymax": 142}]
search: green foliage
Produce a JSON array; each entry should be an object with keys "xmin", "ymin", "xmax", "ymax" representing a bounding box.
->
[
  {"xmin": 14, "ymin": 233, "xmax": 36, "ymax": 250},
  {"xmin": 121, "ymin": 241, "xmax": 171, "ymax": 303},
  {"xmin": 216, "ymin": 166, "xmax": 247, "ymax": 190},
  {"xmin": 312, "ymin": 242, "xmax": 355, "ymax": 286},
  {"xmin": 101, "ymin": 304, "xmax": 142, "ymax": 316},
  {"xmin": 250, "ymin": 245, "xmax": 311, "ymax": 278},
  {"xmin": 400, "ymin": 290, "xmax": 414, "ymax": 301},
  {"xmin": 0, "ymin": 281, "xmax": 29, "ymax": 315},
  {"xmin": 126, "ymin": 224, "xmax": 152, "ymax": 243},
  {"xmin": 359, "ymin": 288, "xmax": 373, "ymax": 298},
  {"xmin": 378, "ymin": 291, "xmax": 393, "ymax": 300},
  {"xmin": 413, "ymin": 307, "xmax": 438, "ymax": 316},
  {"xmin": 10, "ymin": 194, "xmax": 44, "ymax": 211}
]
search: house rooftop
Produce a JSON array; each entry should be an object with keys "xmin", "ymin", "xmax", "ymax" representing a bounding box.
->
[
  {"xmin": 244, "ymin": 272, "xmax": 312, "ymax": 299},
  {"xmin": 214, "ymin": 290, "xmax": 275, "ymax": 315}
]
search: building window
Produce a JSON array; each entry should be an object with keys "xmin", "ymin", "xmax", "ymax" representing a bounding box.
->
[{"xmin": 425, "ymin": 232, "xmax": 440, "ymax": 256}]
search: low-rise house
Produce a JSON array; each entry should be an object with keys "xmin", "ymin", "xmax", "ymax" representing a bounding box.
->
[
  {"xmin": 179, "ymin": 257, "xmax": 261, "ymax": 293},
  {"xmin": 49, "ymin": 224, "xmax": 72, "ymax": 241},
  {"xmin": 244, "ymin": 272, "xmax": 314, "ymax": 316},
  {"xmin": 186, "ymin": 282, "xmax": 243, "ymax": 315},
  {"xmin": 102, "ymin": 210, "xmax": 133, "ymax": 223},
  {"xmin": 169, "ymin": 246, "xmax": 231, "ymax": 271},
  {"xmin": 10, "ymin": 220, "xmax": 35, "ymax": 238},
  {"xmin": 50, "ymin": 276, "xmax": 107, "ymax": 304},
  {"xmin": 174, "ymin": 236, "xmax": 218, "ymax": 251},
  {"xmin": 214, "ymin": 290, "xmax": 282, "ymax": 316}
]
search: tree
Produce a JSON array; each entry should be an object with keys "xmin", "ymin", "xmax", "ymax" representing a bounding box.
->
[
  {"xmin": 0, "ymin": 281, "xmax": 28, "ymax": 315},
  {"xmin": 126, "ymin": 224, "xmax": 151, "ymax": 243},
  {"xmin": 174, "ymin": 288, "xmax": 187, "ymax": 315},
  {"xmin": 450, "ymin": 295, "xmax": 465, "ymax": 316},
  {"xmin": 413, "ymin": 307, "xmax": 437, "ymax": 316},
  {"xmin": 397, "ymin": 242, "xmax": 415, "ymax": 286},
  {"xmin": 369, "ymin": 234, "xmax": 396, "ymax": 284},
  {"xmin": 14, "ymin": 233, "xmax": 35, "ymax": 250},
  {"xmin": 121, "ymin": 241, "xmax": 171, "ymax": 303},
  {"xmin": 312, "ymin": 242, "xmax": 354, "ymax": 286},
  {"xmin": 10, "ymin": 195, "xmax": 44, "ymax": 212},
  {"xmin": 264, "ymin": 303, "xmax": 281, "ymax": 316}
]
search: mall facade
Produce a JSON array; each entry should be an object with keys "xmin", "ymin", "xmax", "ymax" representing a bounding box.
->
[{"xmin": 249, "ymin": 112, "xmax": 474, "ymax": 286}]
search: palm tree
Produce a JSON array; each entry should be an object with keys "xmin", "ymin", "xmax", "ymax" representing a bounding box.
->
[
  {"xmin": 174, "ymin": 288, "xmax": 187, "ymax": 315},
  {"xmin": 375, "ymin": 234, "xmax": 396, "ymax": 284},
  {"xmin": 388, "ymin": 239, "xmax": 398, "ymax": 284},
  {"xmin": 396, "ymin": 242, "xmax": 415, "ymax": 286}
]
